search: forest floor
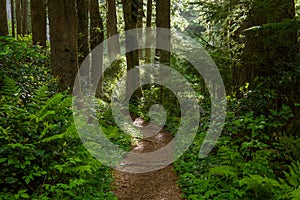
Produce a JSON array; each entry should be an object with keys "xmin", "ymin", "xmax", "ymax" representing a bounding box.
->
[{"xmin": 112, "ymin": 118, "xmax": 183, "ymax": 200}]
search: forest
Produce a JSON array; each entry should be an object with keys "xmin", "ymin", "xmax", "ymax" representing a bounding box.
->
[{"xmin": 1, "ymin": 0, "xmax": 300, "ymax": 199}]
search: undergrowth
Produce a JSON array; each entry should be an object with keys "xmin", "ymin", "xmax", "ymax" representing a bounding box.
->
[{"xmin": 0, "ymin": 36, "xmax": 120, "ymax": 199}]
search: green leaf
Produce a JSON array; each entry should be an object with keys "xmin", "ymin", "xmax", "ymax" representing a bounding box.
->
[{"xmin": 5, "ymin": 177, "xmax": 18, "ymax": 184}]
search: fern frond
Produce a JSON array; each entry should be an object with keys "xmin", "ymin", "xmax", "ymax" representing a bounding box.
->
[
  {"xmin": 0, "ymin": 76, "xmax": 21, "ymax": 96},
  {"xmin": 284, "ymin": 161, "xmax": 300, "ymax": 187},
  {"xmin": 32, "ymin": 85, "xmax": 49, "ymax": 104}
]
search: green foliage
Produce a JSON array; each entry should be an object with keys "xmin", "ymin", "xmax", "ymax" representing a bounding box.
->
[
  {"xmin": 0, "ymin": 37, "xmax": 117, "ymax": 199},
  {"xmin": 0, "ymin": 77, "xmax": 116, "ymax": 199},
  {"xmin": 174, "ymin": 84, "xmax": 298, "ymax": 199},
  {"xmin": 0, "ymin": 36, "xmax": 57, "ymax": 94}
]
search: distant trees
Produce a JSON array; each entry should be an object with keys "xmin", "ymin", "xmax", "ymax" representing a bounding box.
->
[{"xmin": 0, "ymin": 0, "xmax": 8, "ymax": 36}]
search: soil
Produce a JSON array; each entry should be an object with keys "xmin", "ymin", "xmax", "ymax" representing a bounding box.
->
[{"xmin": 112, "ymin": 118, "xmax": 183, "ymax": 200}]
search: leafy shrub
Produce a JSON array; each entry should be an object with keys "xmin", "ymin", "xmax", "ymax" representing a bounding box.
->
[
  {"xmin": 0, "ymin": 77, "xmax": 116, "ymax": 199},
  {"xmin": 0, "ymin": 37, "xmax": 118, "ymax": 199},
  {"xmin": 174, "ymin": 85, "xmax": 298, "ymax": 199},
  {"xmin": 0, "ymin": 36, "xmax": 58, "ymax": 97}
]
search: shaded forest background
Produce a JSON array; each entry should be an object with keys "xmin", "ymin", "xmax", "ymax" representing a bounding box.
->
[{"xmin": 1, "ymin": 0, "xmax": 300, "ymax": 199}]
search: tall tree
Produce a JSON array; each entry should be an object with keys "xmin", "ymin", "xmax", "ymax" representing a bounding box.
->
[
  {"xmin": 21, "ymin": 0, "xmax": 28, "ymax": 35},
  {"xmin": 90, "ymin": 0, "xmax": 104, "ymax": 95},
  {"xmin": 145, "ymin": 0, "xmax": 152, "ymax": 63},
  {"xmin": 136, "ymin": 0, "xmax": 144, "ymax": 59},
  {"xmin": 155, "ymin": 0, "xmax": 170, "ymax": 65},
  {"xmin": 234, "ymin": 0, "xmax": 300, "ymax": 130},
  {"xmin": 122, "ymin": 0, "xmax": 141, "ymax": 99},
  {"xmin": 155, "ymin": 0, "xmax": 170, "ymax": 102},
  {"xmin": 48, "ymin": 0, "xmax": 78, "ymax": 89},
  {"xmin": 0, "ymin": 0, "xmax": 9, "ymax": 36},
  {"xmin": 106, "ymin": 0, "xmax": 120, "ymax": 57},
  {"xmin": 77, "ymin": 0, "xmax": 89, "ymax": 66},
  {"xmin": 16, "ymin": 0, "xmax": 22, "ymax": 35},
  {"xmin": 234, "ymin": 0, "xmax": 297, "ymax": 88},
  {"xmin": 11, "ymin": 0, "xmax": 15, "ymax": 37},
  {"xmin": 30, "ymin": 0, "xmax": 46, "ymax": 47}
]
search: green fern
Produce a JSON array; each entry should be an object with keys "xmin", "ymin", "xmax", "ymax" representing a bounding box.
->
[
  {"xmin": 284, "ymin": 161, "xmax": 300, "ymax": 187},
  {"xmin": 208, "ymin": 165, "xmax": 238, "ymax": 179},
  {"xmin": 0, "ymin": 76, "xmax": 20, "ymax": 96},
  {"xmin": 32, "ymin": 85, "xmax": 50, "ymax": 104}
]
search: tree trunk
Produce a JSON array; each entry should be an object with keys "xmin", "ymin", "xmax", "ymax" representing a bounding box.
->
[
  {"xmin": 11, "ymin": 0, "xmax": 15, "ymax": 37},
  {"xmin": 136, "ymin": 0, "xmax": 144, "ymax": 59},
  {"xmin": 16, "ymin": 0, "xmax": 22, "ymax": 35},
  {"xmin": 21, "ymin": 0, "xmax": 28, "ymax": 35},
  {"xmin": 0, "ymin": 0, "xmax": 8, "ymax": 36},
  {"xmin": 122, "ymin": 0, "xmax": 141, "ymax": 99},
  {"xmin": 145, "ymin": 0, "xmax": 152, "ymax": 63},
  {"xmin": 48, "ymin": 0, "xmax": 78, "ymax": 89},
  {"xmin": 90, "ymin": 0, "xmax": 104, "ymax": 95},
  {"xmin": 30, "ymin": 0, "xmax": 46, "ymax": 47},
  {"xmin": 155, "ymin": 0, "xmax": 170, "ymax": 103},
  {"xmin": 234, "ymin": 0, "xmax": 300, "ymax": 131},
  {"xmin": 106, "ymin": 0, "xmax": 120, "ymax": 57},
  {"xmin": 77, "ymin": 0, "xmax": 89, "ymax": 66},
  {"xmin": 234, "ymin": 0, "xmax": 297, "ymax": 89},
  {"xmin": 155, "ymin": 0, "xmax": 170, "ymax": 65}
]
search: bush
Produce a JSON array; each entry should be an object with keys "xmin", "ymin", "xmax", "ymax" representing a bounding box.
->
[{"xmin": 0, "ymin": 36, "xmax": 117, "ymax": 199}]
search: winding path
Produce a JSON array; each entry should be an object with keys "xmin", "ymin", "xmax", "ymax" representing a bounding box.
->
[{"xmin": 112, "ymin": 118, "xmax": 183, "ymax": 200}]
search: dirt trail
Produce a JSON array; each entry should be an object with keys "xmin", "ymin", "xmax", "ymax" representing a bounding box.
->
[{"xmin": 112, "ymin": 118, "xmax": 183, "ymax": 200}]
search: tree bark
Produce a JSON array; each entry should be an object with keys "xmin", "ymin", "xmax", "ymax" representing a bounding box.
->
[
  {"xmin": 155, "ymin": 0, "xmax": 170, "ymax": 65},
  {"xmin": 155, "ymin": 0, "xmax": 170, "ymax": 103},
  {"xmin": 16, "ymin": 0, "xmax": 22, "ymax": 35},
  {"xmin": 122, "ymin": 0, "xmax": 141, "ymax": 99},
  {"xmin": 30, "ymin": 0, "xmax": 46, "ymax": 47},
  {"xmin": 106, "ymin": 0, "xmax": 120, "ymax": 57},
  {"xmin": 145, "ymin": 0, "xmax": 152, "ymax": 63},
  {"xmin": 90, "ymin": 0, "xmax": 104, "ymax": 95},
  {"xmin": 48, "ymin": 0, "xmax": 78, "ymax": 89},
  {"xmin": 11, "ymin": 0, "xmax": 15, "ymax": 37},
  {"xmin": 0, "ymin": 0, "xmax": 9, "ymax": 36},
  {"xmin": 136, "ymin": 0, "xmax": 144, "ymax": 59},
  {"xmin": 234, "ymin": 0, "xmax": 297, "ymax": 89},
  {"xmin": 234, "ymin": 0, "xmax": 300, "ymax": 131},
  {"xmin": 21, "ymin": 0, "xmax": 28, "ymax": 35},
  {"xmin": 77, "ymin": 0, "xmax": 89, "ymax": 66}
]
